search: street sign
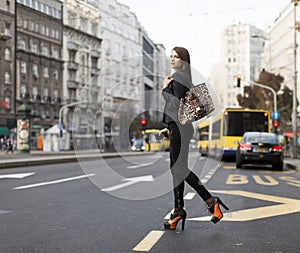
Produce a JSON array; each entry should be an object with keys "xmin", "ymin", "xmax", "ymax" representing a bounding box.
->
[
  {"xmin": 272, "ymin": 111, "xmax": 280, "ymax": 120},
  {"xmin": 58, "ymin": 123, "xmax": 63, "ymax": 130}
]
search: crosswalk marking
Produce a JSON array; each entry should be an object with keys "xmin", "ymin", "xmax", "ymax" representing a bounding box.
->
[{"xmin": 133, "ymin": 230, "xmax": 165, "ymax": 252}]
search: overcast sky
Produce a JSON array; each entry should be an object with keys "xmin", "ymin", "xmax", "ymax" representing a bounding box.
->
[{"xmin": 118, "ymin": 0, "xmax": 289, "ymax": 78}]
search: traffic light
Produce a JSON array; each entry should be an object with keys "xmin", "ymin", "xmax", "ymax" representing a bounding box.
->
[
  {"xmin": 236, "ymin": 74, "xmax": 241, "ymax": 87},
  {"xmin": 272, "ymin": 120, "xmax": 279, "ymax": 129},
  {"xmin": 140, "ymin": 119, "xmax": 147, "ymax": 127}
]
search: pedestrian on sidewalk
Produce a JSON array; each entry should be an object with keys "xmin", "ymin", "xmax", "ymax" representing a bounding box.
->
[
  {"xmin": 6, "ymin": 138, "xmax": 14, "ymax": 154},
  {"xmin": 160, "ymin": 46, "xmax": 229, "ymax": 230}
]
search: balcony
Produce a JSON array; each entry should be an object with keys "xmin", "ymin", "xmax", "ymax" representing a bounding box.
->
[
  {"xmin": 67, "ymin": 61, "xmax": 79, "ymax": 71},
  {"xmin": 67, "ymin": 41, "xmax": 79, "ymax": 51},
  {"xmin": 67, "ymin": 80, "xmax": 79, "ymax": 89},
  {"xmin": 91, "ymin": 49, "xmax": 101, "ymax": 58}
]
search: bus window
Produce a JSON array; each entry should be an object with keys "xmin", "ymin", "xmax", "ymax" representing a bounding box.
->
[{"xmin": 225, "ymin": 112, "xmax": 269, "ymax": 136}]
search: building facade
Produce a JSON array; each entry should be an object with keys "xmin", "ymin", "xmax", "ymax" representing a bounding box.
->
[
  {"xmin": 261, "ymin": 2, "xmax": 300, "ymax": 103},
  {"xmin": 0, "ymin": 0, "xmax": 15, "ymax": 135},
  {"xmin": 210, "ymin": 23, "xmax": 264, "ymax": 108},
  {"xmin": 61, "ymin": 0, "xmax": 102, "ymax": 138},
  {"xmin": 15, "ymin": 0, "xmax": 64, "ymax": 146}
]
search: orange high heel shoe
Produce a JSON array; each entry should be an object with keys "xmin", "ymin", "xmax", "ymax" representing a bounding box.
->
[
  {"xmin": 164, "ymin": 209, "xmax": 187, "ymax": 230},
  {"xmin": 208, "ymin": 197, "xmax": 229, "ymax": 224}
]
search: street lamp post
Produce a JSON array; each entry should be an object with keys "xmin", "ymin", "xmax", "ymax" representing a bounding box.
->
[{"xmin": 291, "ymin": 0, "xmax": 299, "ymax": 158}]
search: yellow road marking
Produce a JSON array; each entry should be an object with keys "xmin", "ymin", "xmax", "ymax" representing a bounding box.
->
[
  {"xmin": 188, "ymin": 190, "xmax": 300, "ymax": 222},
  {"xmin": 133, "ymin": 230, "xmax": 165, "ymax": 252}
]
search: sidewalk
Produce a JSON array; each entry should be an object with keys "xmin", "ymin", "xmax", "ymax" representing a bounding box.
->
[
  {"xmin": 0, "ymin": 149, "xmax": 148, "ymax": 169},
  {"xmin": 283, "ymin": 157, "xmax": 300, "ymax": 172}
]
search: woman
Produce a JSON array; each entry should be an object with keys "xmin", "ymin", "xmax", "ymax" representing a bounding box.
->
[{"xmin": 160, "ymin": 47, "xmax": 228, "ymax": 230}]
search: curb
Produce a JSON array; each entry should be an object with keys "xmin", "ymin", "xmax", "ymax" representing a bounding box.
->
[
  {"xmin": 0, "ymin": 152, "xmax": 152, "ymax": 170},
  {"xmin": 284, "ymin": 162, "xmax": 300, "ymax": 172}
]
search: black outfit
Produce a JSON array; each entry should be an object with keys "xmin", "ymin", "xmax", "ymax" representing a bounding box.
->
[{"xmin": 162, "ymin": 71, "xmax": 211, "ymax": 209}]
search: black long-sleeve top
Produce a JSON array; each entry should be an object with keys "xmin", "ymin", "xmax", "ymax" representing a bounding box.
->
[{"xmin": 162, "ymin": 70, "xmax": 192, "ymax": 125}]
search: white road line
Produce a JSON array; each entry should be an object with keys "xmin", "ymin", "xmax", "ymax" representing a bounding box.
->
[
  {"xmin": 0, "ymin": 210, "xmax": 11, "ymax": 215},
  {"xmin": 127, "ymin": 162, "xmax": 153, "ymax": 169},
  {"xmin": 14, "ymin": 173, "xmax": 95, "ymax": 190},
  {"xmin": 184, "ymin": 192, "xmax": 196, "ymax": 200},
  {"xmin": 133, "ymin": 230, "xmax": 165, "ymax": 252}
]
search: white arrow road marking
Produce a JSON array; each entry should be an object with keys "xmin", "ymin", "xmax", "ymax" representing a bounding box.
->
[
  {"xmin": 0, "ymin": 210, "xmax": 12, "ymax": 215},
  {"xmin": 14, "ymin": 174, "xmax": 95, "ymax": 190},
  {"xmin": 0, "ymin": 172, "xmax": 35, "ymax": 179},
  {"xmin": 188, "ymin": 190, "xmax": 300, "ymax": 222},
  {"xmin": 101, "ymin": 175, "xmax": 154, "ymax": 192},
  {"xmin": 127, "ymin": 162, "xmax": 153, "ymax": 169}
]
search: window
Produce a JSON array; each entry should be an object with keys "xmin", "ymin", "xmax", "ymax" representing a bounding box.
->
[
  {"xmin": 30, "ymin": 21, "xmax": 34, "ymax": 31},
  {"xmin": 43, "ymin": 67, "xmax": 49, "ymax": 78},
  {"xmin": 45, "ymin": 27, "xmax": 49, "ymax": 36},
  {"xmin": 53, "ymin": 70, "xmax": 58, "ymax": 80},
  {"xmin": 20, "ymin": 85, "xmax": 27, "ymax": 98},
  {"xmin": 40, "ymin": 3, "xmax": 44, "ymax": 12},
  {"xmin": 33, "ymin": 64, "xmax": 39, "ymax": 78},
  {"xmin": 55, "ymin": 30, "xmax": 59, "ymax": 40},
  {"xmin": 4, "ymin": 72, "xmax": 10, "ymax": 84},
  {"xmin": 5, "ymin": 48, "xmax": 10, "ymax": 60},
  {"xmin": 20, "ymin": 62, "xmax": 27, "ymax": 74},
  {"xmin": 5, "ymin": 1, "xmax": 10, "ymax": 12},
  {"xmin": 34, "ymin": 0, "xmax": 39, "ymax": 10},
  {"xmin": 32, "ymin": 86, "xmax": 38, "ymax": 100},
  {"xmin": 18, "ymin": 38, "xmax": 26, "ymax": 50},
  {"xmin": 23, "ymin": 19, "xmax": 27, "ymax": 29},
  {"xmin": 4, "ymin": 96, "xmax": 10, "ymax": 109},
  {"xmin": 45, "ymin": 5, "xmax": 49, "ymax": 15},
  {"xmin": 4, "ymin": 23, "xmax": 11, "ymax": 36}
]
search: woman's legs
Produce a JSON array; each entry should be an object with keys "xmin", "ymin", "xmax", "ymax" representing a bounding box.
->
[{"xmin": 169, "ymin": 122, "xmax": 212, "ymax": 209}]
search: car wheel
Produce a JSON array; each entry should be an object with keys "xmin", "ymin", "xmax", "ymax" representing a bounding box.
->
[
  {"xmin": 236, "ymin": 160, "xmax": 242, "ymax": 168},
  {"xmin": 273, "ymin": 161, "xmax": 283, "ymax": 171}
]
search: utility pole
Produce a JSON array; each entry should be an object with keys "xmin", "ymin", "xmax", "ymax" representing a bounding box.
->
[{"xmin": 292, "ymin": 0, "xmax": 299, "ymax": 158}]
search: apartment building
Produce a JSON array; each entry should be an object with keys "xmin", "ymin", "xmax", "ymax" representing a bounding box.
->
[
  {"xmin": 0, "ymin": 0, "xmax": 15, "ymax": 134},
  {"xmin": 15, "ymin": 0, "xmax": 63, "ymax": 145},
  {"xmin": 61, "ymin": 0, "xmax": 102, "ymax": 138},
  {"xmin": 261, "ymin": 2, "xmax": 300, "ymax": 100},
  {"xmin": 209, "ymin": 23, "xmax": 264, "ymax": 108}
]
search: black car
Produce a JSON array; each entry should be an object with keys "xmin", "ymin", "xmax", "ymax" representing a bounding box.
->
[{"xmin": 236, "ymin": 132, "xmax": 283, "ymax": 170}]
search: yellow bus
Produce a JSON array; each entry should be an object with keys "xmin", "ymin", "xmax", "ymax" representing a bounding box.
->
[
  {"xmin": 198, "ymin": 119, "xmax": 211, "ymax": 156},
  {"xmin": 142, "ymin": 129, "xmax": 170, "ymax": 152},
  {"xmin": 200, "ymin": 108, "xmax": 270, "ymax": 159}
]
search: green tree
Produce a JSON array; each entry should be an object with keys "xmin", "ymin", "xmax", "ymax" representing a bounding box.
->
[{"xmin": 236, "ymin": 70, "xmax": 293, "ymax": 129}]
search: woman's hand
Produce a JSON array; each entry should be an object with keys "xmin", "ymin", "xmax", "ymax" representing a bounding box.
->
[
  {"xmin": 159, "ymin": 128, "xmax": 170, "ymax": 138},
  {"xmin": 162, "ymin": 75, "xmax": 173, "ymax": 89}
]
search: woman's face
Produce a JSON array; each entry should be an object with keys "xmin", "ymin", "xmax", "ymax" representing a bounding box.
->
[{"xmin": 170, "ymin": 50, "xmax": 183, "ymax": 70}]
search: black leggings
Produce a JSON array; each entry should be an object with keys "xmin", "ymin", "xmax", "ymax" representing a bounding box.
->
[{"xmin": 169, "ymin": 121, "xmax": 212, "ymax": 209}]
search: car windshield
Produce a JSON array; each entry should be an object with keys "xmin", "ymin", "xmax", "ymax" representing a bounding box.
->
[{"xmin": 244, "ymin": 134, "xmax": 276, "ymax": 144}]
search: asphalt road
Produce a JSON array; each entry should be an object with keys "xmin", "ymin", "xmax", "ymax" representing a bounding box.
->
[{"xmin": 0, "ymin": 152, "xmax": 299, "ymax": 253}]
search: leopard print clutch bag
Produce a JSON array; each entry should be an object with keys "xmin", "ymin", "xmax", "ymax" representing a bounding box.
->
[{"xmin": 178, "ymin": 83, "xmax": 215, "ymax": 124}]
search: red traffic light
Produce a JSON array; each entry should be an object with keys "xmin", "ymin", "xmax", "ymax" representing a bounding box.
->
[
  {"xmin": 236, "ymin": 74, "xmax": 241, "ymax": 87},
  {"xmin": 140, "ymin": 119, "xmax": 147, "ymax": 125},
  {"xmin": 272, "ymin": 121, "xmax": 279, "ymax": 128}
]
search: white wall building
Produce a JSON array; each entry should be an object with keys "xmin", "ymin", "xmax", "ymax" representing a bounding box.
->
[
  {"xmin": 209, "ymin": 23, "xmax": 264, "ymax": 108},
  {"xmin": 261, "ymin": 2, "xmax": 300, "ymax": 103},
  {"xmin": 61, "ymin": 0, "xmax": 102, "ymax": 138}
]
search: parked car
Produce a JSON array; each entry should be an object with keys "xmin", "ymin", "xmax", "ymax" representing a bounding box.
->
[
  {"xmin": 131, "ymin": 139, "xmax": 145, "ymax": 152},
  {"xmin": 236, "ymin": 132, "xmax": 283, "ymax": 170}
]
